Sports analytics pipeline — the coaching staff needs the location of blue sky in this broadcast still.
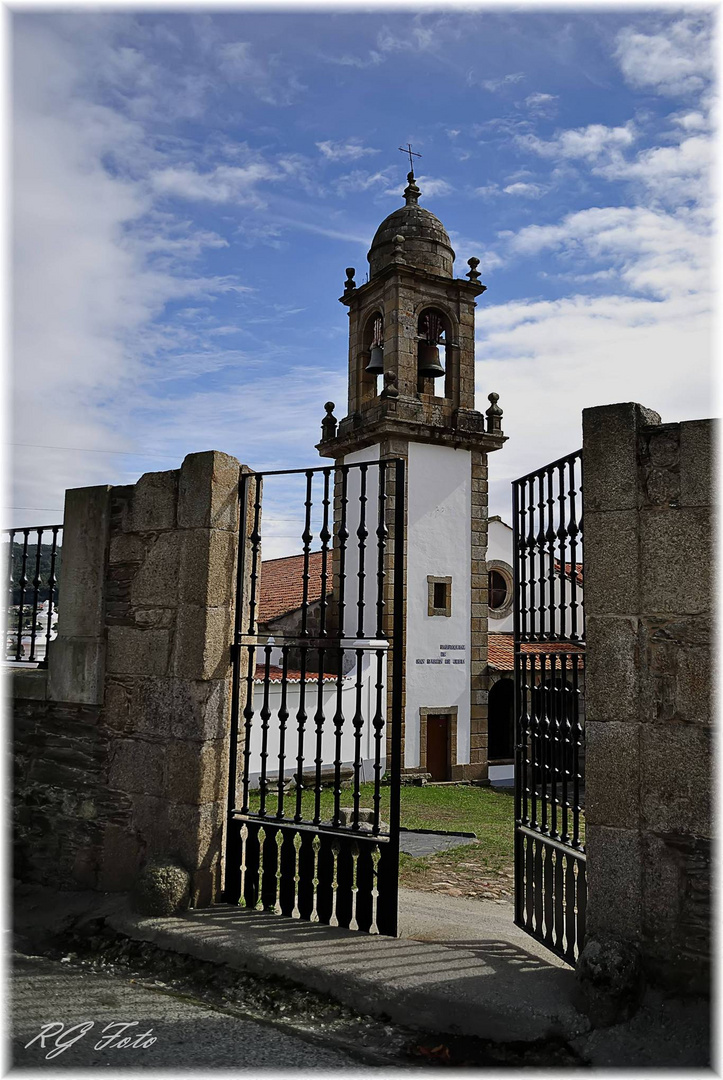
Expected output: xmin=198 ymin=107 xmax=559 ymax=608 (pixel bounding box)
xmin=10 ymin=7 xmax=715 ymax=552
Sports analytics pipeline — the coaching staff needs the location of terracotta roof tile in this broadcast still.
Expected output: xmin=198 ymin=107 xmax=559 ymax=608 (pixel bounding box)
xmin=488 ymin=633 xmax=585 ymax=672
xmin=555 ymin=561 xmax=583 ymax=585
xmin=258 ymin=551 xmax=332 ymax=624
xmin=253 ymin=664 xmax=337 ymax=684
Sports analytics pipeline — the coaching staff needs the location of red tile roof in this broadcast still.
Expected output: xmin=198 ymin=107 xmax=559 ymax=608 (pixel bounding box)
xmin=253 ymin=664 xmax=338 ymax=684
xmin=488 ymin=633 xmax=585 ymax=672
xmin=555 ymin=561 xmax=583 ymax=585
xmin=258 ymin=551 xmax=332 ymax=624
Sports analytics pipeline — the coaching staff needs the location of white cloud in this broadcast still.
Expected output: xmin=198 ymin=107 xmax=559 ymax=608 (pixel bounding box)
xmin=519 ymin=122 xmax=637 ymax=162
xmin=316 ymin=140 xmax=380 ymax=163
xmin=332 ymin=168 xmax=394 ymax=196
xmin=150 ymin=162 xmax=278 ymax=205
xmin=217 ymin=41 xmax=305 ymax=105
xmin=596 ymin=134 xmax=712 ymax=207
xmin=447 ymin=231 xmax=503 ymax=274
xmin=383 ymin=175 xmax=453 ymax=199
xmin=669 ymin=110 xmax=709 ymax=132
xmin=473 ymin=183 xmax=501 ymax=198
xmin=478 ymin=288 xmax=712 ymax=517
xmin=502 ymin=182 xmax=546 ymax=199
xmin=416 ymin=176 xmax=453 ymax=198
xmin=524 ymin=92 xmax=557 ymax=108
xmin=508 ymin=205 xmax=710 ymax=300
xmin=10 ymin=18 xmax=259 ymax=523
xmin=320 ymin=50 xmax=384 ymax=69
xmin=615 ymin=17 xmax=713 ymax=97
xmin=480 ymin=72 xmax=525 ymax=92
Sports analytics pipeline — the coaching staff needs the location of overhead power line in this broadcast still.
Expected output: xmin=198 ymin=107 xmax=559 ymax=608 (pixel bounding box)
xmin=10 ymin=442 xmax=180 ymax=460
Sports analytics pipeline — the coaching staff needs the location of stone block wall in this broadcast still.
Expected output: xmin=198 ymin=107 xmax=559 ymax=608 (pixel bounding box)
xmin=13 ymin=451 xmax=242 ymax=906
xmin=582 ymin=402 xmax=714 ymax=995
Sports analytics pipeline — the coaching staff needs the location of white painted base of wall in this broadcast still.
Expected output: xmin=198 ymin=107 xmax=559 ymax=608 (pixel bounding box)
xmin=488 ymin=764 xmax=514 ymax=782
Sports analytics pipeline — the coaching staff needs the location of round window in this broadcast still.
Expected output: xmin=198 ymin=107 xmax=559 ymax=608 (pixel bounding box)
xmin=489 ymin=569 xmax=508 ymax=610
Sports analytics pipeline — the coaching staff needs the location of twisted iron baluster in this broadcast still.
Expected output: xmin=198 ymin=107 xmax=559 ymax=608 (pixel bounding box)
xmin=300 ymin=471 xmax=314 ymax=638
xmin=351 ymin=648 xmax=365 ymax=829
xmin=375 ymin=461 xmax=388 ymax=639
xmin=276 ymin=646 xmax=290 ymax=820
xmin=7 ymin=531 xmax=16 ymax=660
xmin=313 ymin=646 xmax=326 ymax=826
xmin=545 ymin=471 xmax=555 ymax=641
xmin=258 ymin=645 xmax=272 ymax=817
xmin=44 ymin=527 xmax=60 ymax=666
xmin=319 ymin=468 xmax=331 ymax=637
xmin=557 ymin=462 xmax=567 ymax=641
xmin=356 ymin=464 xmax=368 ymax=639
xmin=28 ymin=530 xmax=43 ymax=662
xmin=568 ymin=457 xmax=580 ymax=642
xmin=15 ymin=530 xmax=30 ymax=661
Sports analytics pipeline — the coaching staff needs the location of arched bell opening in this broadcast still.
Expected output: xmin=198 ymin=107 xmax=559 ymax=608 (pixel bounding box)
xmin=359 ymin=311 xmax=384 ymax=405
xmin=416 ymin=307 xmax=453 ymax=400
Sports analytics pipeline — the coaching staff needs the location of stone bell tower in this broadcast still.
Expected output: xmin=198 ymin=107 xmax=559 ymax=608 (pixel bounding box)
xmin=318 ymin=170 xmax=506 ymax=780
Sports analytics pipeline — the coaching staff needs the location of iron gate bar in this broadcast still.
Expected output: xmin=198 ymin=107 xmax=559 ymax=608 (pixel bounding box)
xmin=5 ymin=524 xmax=63 ymax=664
xmin=224 ymin=458 xmax=404 ymax=937
xmin=513 ymin=448 xmax=586 ymax=967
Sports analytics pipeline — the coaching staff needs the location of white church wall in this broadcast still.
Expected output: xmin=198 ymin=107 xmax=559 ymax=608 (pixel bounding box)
xmin=487 ymin=516 xmax=584 ymax=638
xmin=246 ymin=649 xmax=385 ymax=787
xmin=406 ymin=442 xmax=472 ymax=769
xmin=487 ymin=517 xmax=514 ymax=634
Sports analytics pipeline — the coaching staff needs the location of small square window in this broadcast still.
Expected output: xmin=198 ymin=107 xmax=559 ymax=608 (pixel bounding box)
xmin=428 ymin=576 xmax=452 ymax=617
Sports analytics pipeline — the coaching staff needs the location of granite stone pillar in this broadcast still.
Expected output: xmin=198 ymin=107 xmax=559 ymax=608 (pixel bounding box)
xmin=47 ymin=485 xmax=112 ymax=704
xmin=102 ymin=451 xmax=242 ymax=905
xmin=582 ymin=402 xmax=713 ymax=997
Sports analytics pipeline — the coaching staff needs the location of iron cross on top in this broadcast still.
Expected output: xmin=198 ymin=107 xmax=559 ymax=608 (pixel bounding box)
xmin=398 ymin=143 xmax=421 ymax=173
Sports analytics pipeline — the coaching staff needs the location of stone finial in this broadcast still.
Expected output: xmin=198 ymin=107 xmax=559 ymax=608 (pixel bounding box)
xmin=467 ymin=257 xmax=481 ymax=283
xmin=403 ymin=171 xmax=421 ymax=206
xmin=486 ymin=392 xmax=503 ymax=434
xmin=392 ymin=234 xmax=406 ymax=263
xmin=380 ymin=370 xmax=399 ymax=399
xmin=344 ymin=268 xmax=356 ymax=295
xmin=321 ymin=401 xmax=337 ymax=441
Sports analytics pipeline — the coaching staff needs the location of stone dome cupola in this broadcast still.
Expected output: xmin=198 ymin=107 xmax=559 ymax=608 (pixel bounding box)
xmin=367 ymin=172 xmax=455 ymax=279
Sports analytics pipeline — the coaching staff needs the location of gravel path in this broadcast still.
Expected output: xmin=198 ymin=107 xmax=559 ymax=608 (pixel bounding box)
xmin=399 ymin=830 xmax=477 ymax=857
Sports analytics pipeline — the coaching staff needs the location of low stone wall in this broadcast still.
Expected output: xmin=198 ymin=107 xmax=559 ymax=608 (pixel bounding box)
xmin=12 ymin=451 xmax=242 ymax=907
xmin=582 ymin=403 xmax=714 ymax=996
xmin=13 ymin=694 xmax=125 ymax=889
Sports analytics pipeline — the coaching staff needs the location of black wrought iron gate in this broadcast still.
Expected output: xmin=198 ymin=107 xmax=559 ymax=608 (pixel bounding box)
xmin=512 ymin=449 xmax=586 ymax=965
xmin=224 ymin=459 xmax=404 ymax=936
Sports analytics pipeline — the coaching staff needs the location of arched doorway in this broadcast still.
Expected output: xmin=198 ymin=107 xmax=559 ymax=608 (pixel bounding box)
xmin=488 ymin=678 xmax=514 ymax=761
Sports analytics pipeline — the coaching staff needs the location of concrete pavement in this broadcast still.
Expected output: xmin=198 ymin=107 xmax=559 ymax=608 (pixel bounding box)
xmin=13 ymin=882 xmax=711 ymax=1067
xmin=108 ymin=888 xmax=585 ymax=1045
xmin=11 ymin=953 xmax=358 ymax=1070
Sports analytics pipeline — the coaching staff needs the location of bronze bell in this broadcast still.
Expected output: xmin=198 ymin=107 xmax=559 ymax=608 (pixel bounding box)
xmin=418 ymin=342 xmax=445 ymax=378
xmin=365 ymin=344 xmax=384 ymax=375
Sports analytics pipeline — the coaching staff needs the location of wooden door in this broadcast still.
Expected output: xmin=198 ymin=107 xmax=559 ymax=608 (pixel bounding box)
xmin=426 ymin=715 xmax=449 ymax=781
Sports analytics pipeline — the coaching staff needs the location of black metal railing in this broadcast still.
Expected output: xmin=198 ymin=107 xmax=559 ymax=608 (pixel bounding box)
xmin=513 ymin=449 xmax=586 ymax=965
xmin=5 ymin=525 xmax=62 ymax=664
xmin=224 ymin=459 xmax=404 ymax=936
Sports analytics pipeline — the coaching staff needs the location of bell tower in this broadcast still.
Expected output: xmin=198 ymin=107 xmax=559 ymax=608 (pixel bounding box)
xmin=318 ymin=169 xmax=506 ymax=781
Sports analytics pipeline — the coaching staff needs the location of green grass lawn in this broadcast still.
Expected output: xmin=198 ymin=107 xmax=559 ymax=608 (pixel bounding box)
xmin=246 ymin=782 xmax=582 ymax=903
xmin=248 ymin=782 xmax=517 ymax=900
